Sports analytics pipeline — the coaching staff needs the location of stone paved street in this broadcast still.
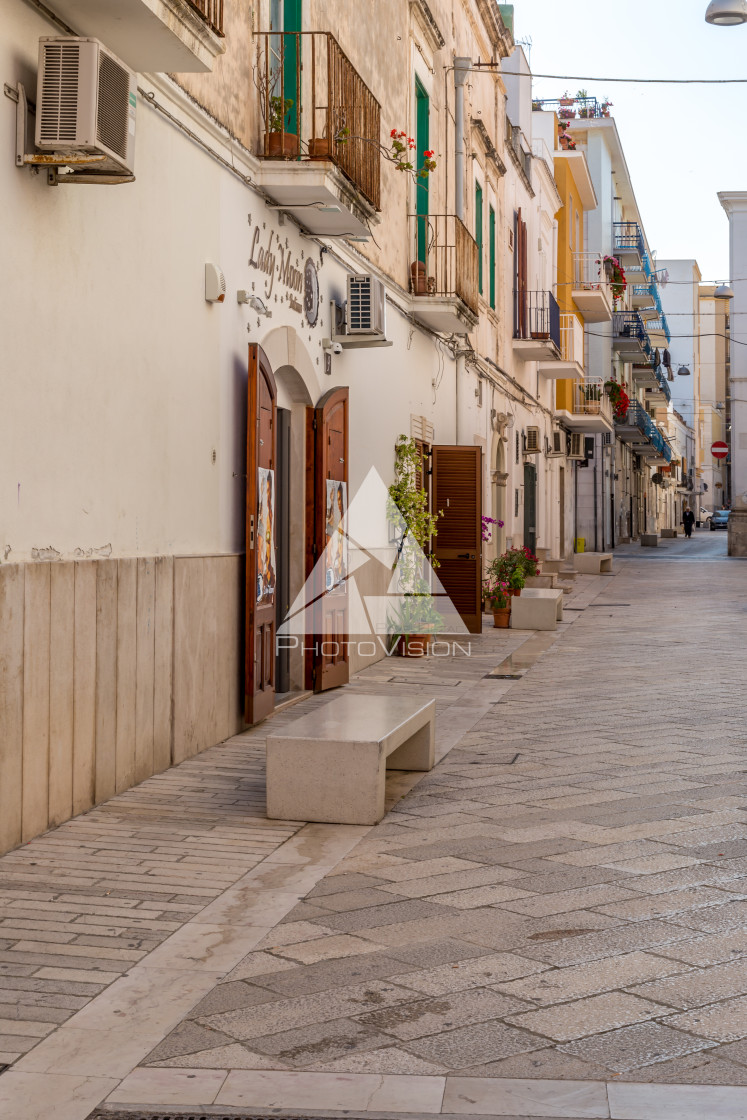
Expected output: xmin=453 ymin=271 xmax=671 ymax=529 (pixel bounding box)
xmin=2 ymin=533 xmax=747 ymax=1120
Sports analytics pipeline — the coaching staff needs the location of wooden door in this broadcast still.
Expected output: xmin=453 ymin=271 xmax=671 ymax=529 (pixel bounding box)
xmin=245 ymin=344 xmax=277 ymax=725
xmin=432 ymin=446 xmax=482 ymax=634
xmin=306 ymin=387 xmax=349 ymax=692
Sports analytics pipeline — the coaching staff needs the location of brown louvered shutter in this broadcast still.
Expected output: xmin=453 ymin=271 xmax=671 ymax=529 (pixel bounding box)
xmin=432 ymin=446 xmax=482 ymax=634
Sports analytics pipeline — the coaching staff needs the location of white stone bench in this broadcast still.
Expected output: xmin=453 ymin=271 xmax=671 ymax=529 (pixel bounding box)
xmin=510 ymin=588 xmax=564 ymax=631
xmin=573 ymin=552 xmax=614 ymax=574
xmin=265 ymin=694 xmax=436 ymax=826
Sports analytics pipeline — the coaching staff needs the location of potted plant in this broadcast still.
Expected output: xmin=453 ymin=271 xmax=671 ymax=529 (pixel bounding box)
xmin=265 ymin=95 xmax=299 ymax=159
xmin=602 ymin=254 xmax=627 ymax=301
xmin=308 ymin=132 xmax=331 ymax=160
xmin=604 ymin=379 xmax=630 ymax=420
xmin=601 ymin=98 xmax=613 ymax=117
xmin=484 ymin=577 xmax=511 ymax=628
xmin=559 ymin=91 xmax=574 ymax=107
xmin=576 ymin=89 xmax=590 ymax=118
xmin=387 ymin=436 xmax=443 ymax=657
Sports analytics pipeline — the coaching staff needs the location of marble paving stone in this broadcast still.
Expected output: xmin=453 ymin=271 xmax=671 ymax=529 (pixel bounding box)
xmin=273 ymin=933 xmax=378 ymax=964
xmin=0 ymin=1071 xmax=118 ymax=1120
xmin=664 ymin=994 xmax=747 ymax=1042
xmin=356 ymin=987 xmax=529 ymax=1041
xmin=373 ymin=857 xmax=485 ymax=882
xmin=607 ymin=1080 xmax=747 ymax=1120
xmin=243 ymin=951 xmax=411 ymax=998
xmin=626 ymin=957 xmax=747 ymax=1010
xmin=558 ymin=1021 xmax=716 ymax=1073
xmin=424 ymin=884 xmax=535 ymax=909
xmin=518 ymin=921 xmax=695 ymax=967
xmin=219 ymin=951 xmax=297 ymax=982
xmin=403 ymin=1020 xmax=544 ymax=1067
xmin=148 ymin=1042 xmax=288 ymax=1070
xmin=506 ymin=992 xmax=667 ymax=1042
xmin=615 ymin=1049 xmax=747 ymax=1085
xmin=255 ymin=920 xmax=338 ymax=948
xmin=498 ymin=884 xmax=637 ymax=918
xmin=144 ymin=1019 xmax=235 ymax=1061
xmin=593 ymin=886 xmax=737 ymax=923
xmin=385 ymin=938 xmax=495 ymax=967
xmin=395 ymin=952 xmax=551 ymax=996
xmin=668 ymin=898 xmax=747 ymax=934
xmin=312 ymin=1044 xmax=448 ymax=1074
xmin=200 ymin=979 xmax=413 ymax=1041
xmin=497 ymin=951 xmax=691 ymax=1006
xmin=601 ymin=854 xmax=702 ymax=875
xmin=106 ymin=1066 xmax=227 ymax=1106
xmin=462 ymin=1047 xmax=611 ymax=1082
xmin=442 ymin=1075 xmax=610 ymax=1118
xmin=239 ymin=1017 xmax=393 ymax=1066
xmin=214 ymin=1068 xmax=446 ymax=1112
xmin=377 ymin=865 xmax=526 ymax=898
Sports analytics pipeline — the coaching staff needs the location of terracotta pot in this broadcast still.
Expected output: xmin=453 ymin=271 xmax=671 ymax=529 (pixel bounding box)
xmin=410 ymin=260 xmax=429 ymax=295
xmin=398 ymin=633 xmax=432 ymax=658
xmin=265 ymin=132 xmax=300 ymax=160
xmin=308 ymin=137 xmax=331 ymax=160
xmin=510 ymin=587 xmax=522 ymax=597
xmin=492 ymin=607 xmax=511 ymax=629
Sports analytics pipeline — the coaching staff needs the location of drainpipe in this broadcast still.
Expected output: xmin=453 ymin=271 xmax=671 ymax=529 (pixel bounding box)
xmin=454 ymin=58 xmax=471 ymax=222
xmin=455 ymin=352 xmax=465 ymax=443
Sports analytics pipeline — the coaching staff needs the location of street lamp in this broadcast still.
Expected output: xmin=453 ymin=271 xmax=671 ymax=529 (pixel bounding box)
xmin=705 ymin=0 xmax=747 ymax=25
xmin=715 ymin=282 xmax=735 ymax=298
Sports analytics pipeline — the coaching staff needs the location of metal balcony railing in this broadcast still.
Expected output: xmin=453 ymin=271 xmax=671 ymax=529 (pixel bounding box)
xmin=573 ymin=253 xmax=613 ymax=295
xmin=187 ymin=0 xmax=224 ymax=35
xmin=514 ymin=290 xmax=561 ymax=348
xmin=655 ymin=367 xmax=672 ymax=403
xmin=559 ymin=313 xmax=585 ymax=365
xmin=255 ymin=31 xmax=381 ymax=209
xmin=569 ymin=377 xmax=613 ymax=420
xmin=409 ymin=214 xmax=479 ymax=316
xmin=614 ymin=221 xmax=645 ymax=259
xmin=613 ymin=311 xmax=648 ymax=347
xmin=532 ymin=96 xmax=611 ymax=120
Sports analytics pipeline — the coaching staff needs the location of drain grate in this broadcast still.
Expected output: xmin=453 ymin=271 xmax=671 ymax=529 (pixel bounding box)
xmin=88 ymin=1114 xmax=374 ymax=1120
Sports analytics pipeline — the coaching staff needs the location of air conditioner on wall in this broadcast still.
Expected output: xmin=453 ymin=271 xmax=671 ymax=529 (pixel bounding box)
xmin=568 ymin=433 xmax=586 ymax=460
xmin=547 ymin=429 xmax=565 ymax=457
xmin=347 ymin=275 xmax=386 ymax=335
xmin=524 ymin=426 xmax=541 ymax=455
xmin=36 ymin=37 xmax=136 ymax=178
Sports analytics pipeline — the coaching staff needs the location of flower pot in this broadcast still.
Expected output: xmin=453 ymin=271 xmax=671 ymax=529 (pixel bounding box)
xmin=397 ymin=633 xmax=432 ymax=658
xmin=510 ymin=587 xmax=522 ymax=597
xmin=265 ymin=132 xmax=300 ymax=160
xmin=559 ymin=97 xmax=574 ymax=107
xmin=492 ymin=607 xmax=511 ymax=628
xmin=410 ymin=260 xmax=430 ymax=295
xmin=308 ymin=137 xmax=331 ymax=160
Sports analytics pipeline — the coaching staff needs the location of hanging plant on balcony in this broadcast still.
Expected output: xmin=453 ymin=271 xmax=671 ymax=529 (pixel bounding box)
xmin=334 ymin=126 xmax=437 ymax=181
xmin=604 ymin=379 xmax=630 ymax=419
xmin=558 ymin=122 xmax=576 ymax=151
xmin=601 ymin=254 xmax=627 ymax=301
xmin=601 ymin=98 xmax=613 ymax=117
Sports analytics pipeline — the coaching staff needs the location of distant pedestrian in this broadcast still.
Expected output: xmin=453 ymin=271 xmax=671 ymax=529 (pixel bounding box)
xmin=683 ymin=507 xmax=695 ymax=539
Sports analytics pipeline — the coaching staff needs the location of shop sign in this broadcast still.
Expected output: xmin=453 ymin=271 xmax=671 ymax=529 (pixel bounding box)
xmin=248 ymin=215 xmax=305 ymax=312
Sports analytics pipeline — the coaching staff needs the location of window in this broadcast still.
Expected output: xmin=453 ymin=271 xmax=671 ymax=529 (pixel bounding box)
xmin=576 ymin=209 xmax=580 ymax=254
xmin=569 ymin=194 xmax=573 ymax=248
xmin=475 ymin=183 xmax=484 ymax=296
xmin=489 ymin=205 xmax=496 ymax=310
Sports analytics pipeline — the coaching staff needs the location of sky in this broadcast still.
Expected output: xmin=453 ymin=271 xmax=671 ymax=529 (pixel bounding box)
xmin=514 ymin=0 xmax=747 ymax=283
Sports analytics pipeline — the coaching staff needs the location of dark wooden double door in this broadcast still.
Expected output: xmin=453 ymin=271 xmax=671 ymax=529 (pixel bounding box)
xmin=431 ymin=445 xmax=483 ymax=635
xmin=244 ymin=346 xmax=349 ymax=725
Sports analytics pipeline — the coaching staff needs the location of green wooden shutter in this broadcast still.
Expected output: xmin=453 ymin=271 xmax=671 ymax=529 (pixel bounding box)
xmin=415 ymin=79 xmax=430 ymax=266
xmin=475 ymin=184 xmax=483 ymax=296
xmin=489 ymin=205 xmax=496 ymax=309
xmin=283 ymin=0 xmax=302 ymax=138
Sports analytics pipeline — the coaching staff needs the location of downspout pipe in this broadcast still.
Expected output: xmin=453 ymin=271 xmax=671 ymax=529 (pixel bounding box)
xmin=454 ymin=58 xmax=471 ymax=222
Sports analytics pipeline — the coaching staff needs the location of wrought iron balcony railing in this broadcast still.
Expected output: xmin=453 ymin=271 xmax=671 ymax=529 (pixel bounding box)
xmin=614 ymin=221 xmax=645 ymax=260
xmin=532 ymin=96 xmax=611 ymax=120
xmin=255 ymin=31 xmax=381 ymax=209
xmin=514 ymin=290 xmax=561 ymax=349
xmin=188 ymin=0 xmax=224 ymax=36
xmin=568 ymin=377 xmax=613 ymax=421
xmin=409 ymin=214 xmax=479 ymax=317
xmin=613 ymin=311 xmax=648 ymax=347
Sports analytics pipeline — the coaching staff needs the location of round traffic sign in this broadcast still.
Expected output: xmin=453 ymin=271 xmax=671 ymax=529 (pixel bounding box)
xmin=711 ymin=441 xmax=729 ymax=459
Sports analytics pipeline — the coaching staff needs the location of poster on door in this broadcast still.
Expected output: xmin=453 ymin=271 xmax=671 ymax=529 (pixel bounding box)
xmin=325 ymin=479 xmax=347 ymax=590
xmin=257 ymin=467 xmax=276 ymax=602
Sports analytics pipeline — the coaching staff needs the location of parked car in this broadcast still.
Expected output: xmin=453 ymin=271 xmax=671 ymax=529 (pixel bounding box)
xmin=708 ymin=509 xmax=730 ymax=531
xmin=700 ymin=506 xmax=712 ymax=520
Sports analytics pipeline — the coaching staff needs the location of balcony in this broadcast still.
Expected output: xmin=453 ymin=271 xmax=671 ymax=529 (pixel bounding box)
xmin=555 ymin=377 xmax=614 ymax=434
xmin=572 ymin=254 xmax=613 ymax=322
xmin=644 ymin=366 xmax=672 ymax=406
xmin=631 ymin=282 xmax=656 ymax=310
xmin=646 ymin=315 xmax=672 ymax=347
xmin=616 ymin=400 xmax=669 ymax=458
xmin=538 ymin=313 xmax=586 ymax=378
xmin=613 ymin=311 xmax=648 ymax=356
xmin=513 ymin=290 xmax=561 ymax=361
xmin=41 ymin=0 xmax=226 ymax=72
xmin=533 ymin=96 xmax=611 ymax=120
xmin=613 ymin=222 xmax=645 ymax=270
xmin=255 ymin=32 xmax=380 ymax=237
xmin=408 ymin=215 xmax=479 ymax=335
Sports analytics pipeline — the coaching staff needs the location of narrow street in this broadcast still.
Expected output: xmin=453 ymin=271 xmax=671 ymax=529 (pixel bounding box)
xmin=2 ymin=535 xmax=747 ymax=1120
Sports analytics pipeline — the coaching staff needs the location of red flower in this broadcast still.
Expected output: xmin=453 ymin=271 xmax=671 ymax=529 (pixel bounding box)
xmin=390 ymin=128 xmax=398 ymax=138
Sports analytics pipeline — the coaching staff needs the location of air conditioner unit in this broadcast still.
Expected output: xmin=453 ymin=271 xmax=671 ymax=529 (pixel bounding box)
xmin=347 ymin=274 xmax=386 ymax=336
xmin=36 ymin=37 xmax=136 ymax=177
xmin=547 ymin=429 xmax=565 ymax=457
xmin=568 ymin=432 xmax=586 ymax=460
xmin=524 ymin=426 xmax=541 ymax=455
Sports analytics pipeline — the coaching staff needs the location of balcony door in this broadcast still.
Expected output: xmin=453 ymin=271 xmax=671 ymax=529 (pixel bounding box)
xmin=270 ymin=0 xmax=301 ymax=137
xmin=415 ymin=79 xmax=429 ymax=267
xmin=524 ymin=462 xmax=537 ymax=556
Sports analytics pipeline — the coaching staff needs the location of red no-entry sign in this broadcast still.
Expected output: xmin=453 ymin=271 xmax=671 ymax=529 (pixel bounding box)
xmin=712 ymin=442 xmax=729 ymax=459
